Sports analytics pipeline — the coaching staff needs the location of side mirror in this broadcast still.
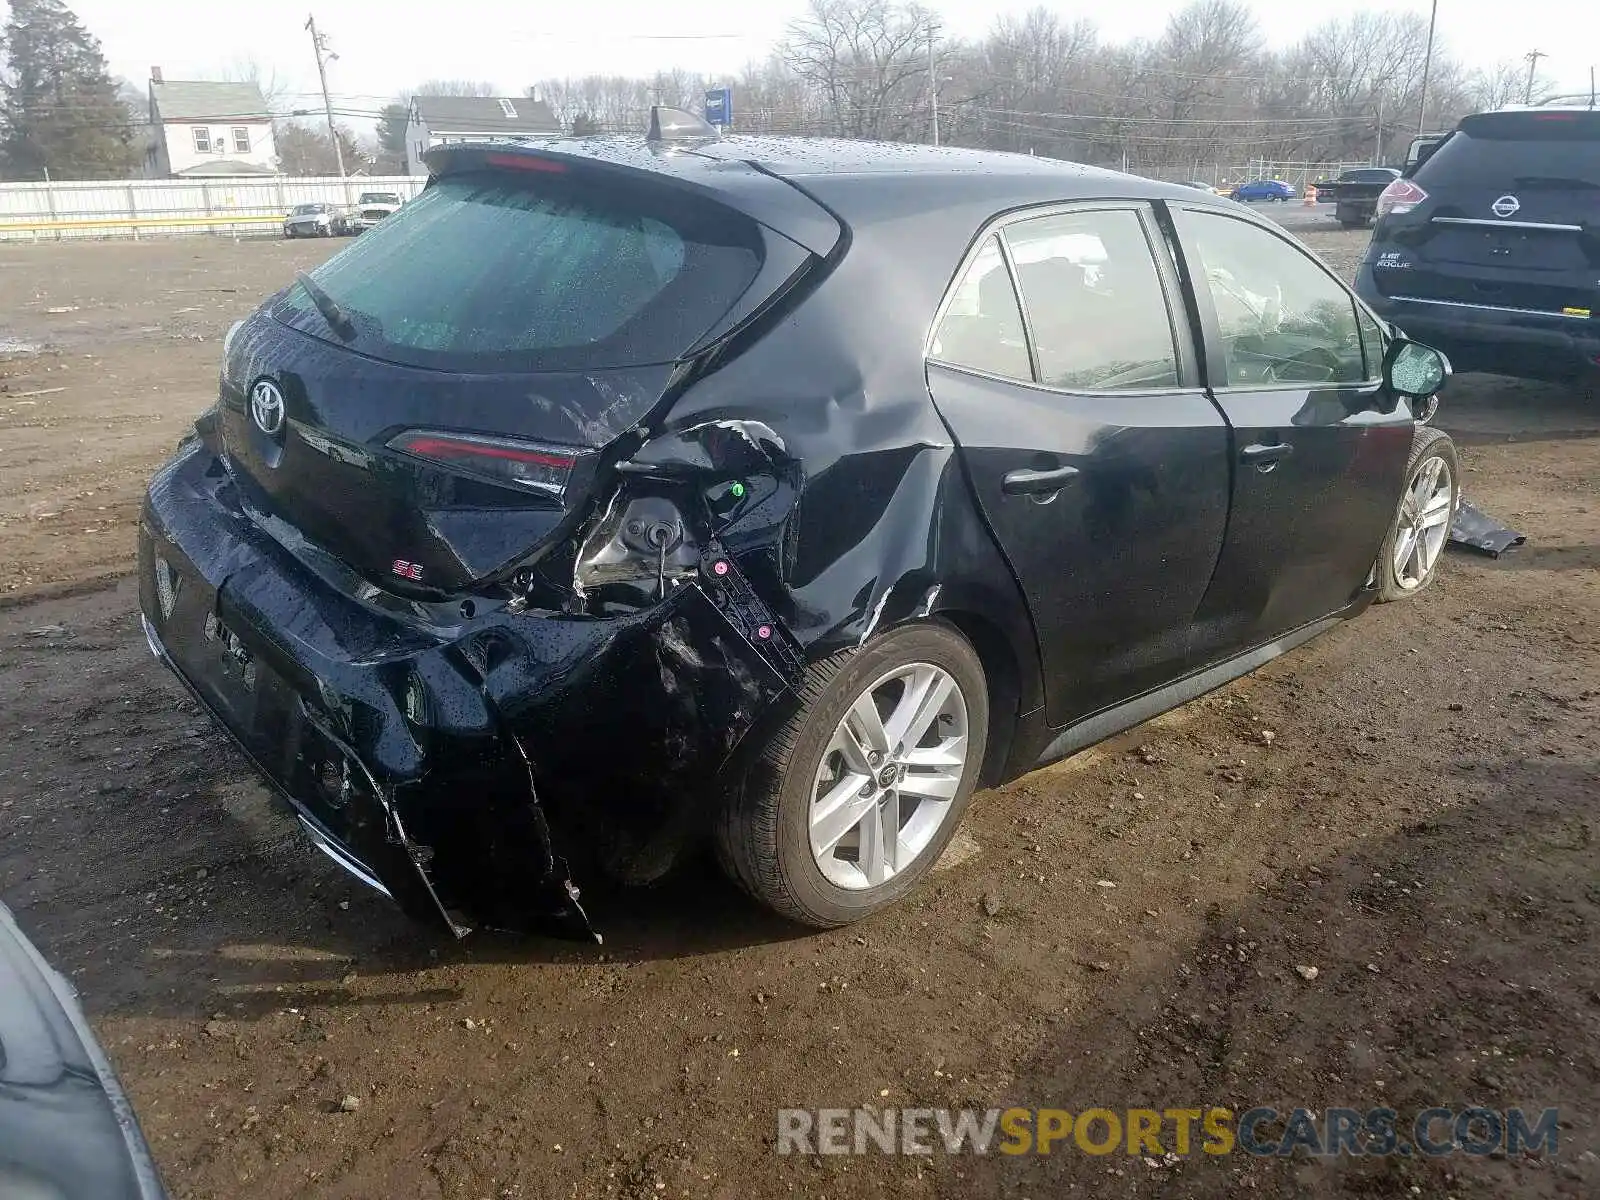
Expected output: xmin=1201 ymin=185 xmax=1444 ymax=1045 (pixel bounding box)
xmin=1385 ymin=339 xmax=1450 ymax=399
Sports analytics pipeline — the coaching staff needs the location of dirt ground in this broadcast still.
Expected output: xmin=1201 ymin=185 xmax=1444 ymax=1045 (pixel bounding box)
xmin=1 ymin=231 xmax=1597 ymax=1200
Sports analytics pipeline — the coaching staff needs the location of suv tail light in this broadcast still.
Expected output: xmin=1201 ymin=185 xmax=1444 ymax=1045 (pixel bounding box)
xmin=387 ymin=430 xmax=578 ymax=500
xmin=1376 ymin=179 xmax=1428 ymax=218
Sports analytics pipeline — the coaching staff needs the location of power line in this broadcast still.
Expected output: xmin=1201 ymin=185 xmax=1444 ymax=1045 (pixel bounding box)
xmin=975 ymin=106 xmax=1363 ymax=127
xmin=495 ymin=31 xmax=752 ymax=43
xmin=976 ymin=112 xmax=1354 ymax=149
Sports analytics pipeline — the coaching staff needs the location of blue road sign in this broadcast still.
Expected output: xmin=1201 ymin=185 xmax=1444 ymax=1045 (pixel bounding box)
xmin=705 ymin=87 xmax=733 ymax=127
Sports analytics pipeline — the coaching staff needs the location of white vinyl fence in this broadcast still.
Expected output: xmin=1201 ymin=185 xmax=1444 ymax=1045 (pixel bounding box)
xmin=0 ymin=175 xmax=426 ymax=241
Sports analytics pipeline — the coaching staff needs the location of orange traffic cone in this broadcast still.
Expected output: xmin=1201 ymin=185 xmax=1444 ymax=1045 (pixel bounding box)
xmin=1304 ymin=185 xmax=1318 ymax=206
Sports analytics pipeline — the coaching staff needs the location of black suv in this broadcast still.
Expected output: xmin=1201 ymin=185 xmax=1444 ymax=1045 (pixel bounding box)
xmin=139 ymin=114 xmax=1455 ymax=939
xmin=1357 ymin=108 xmax=1600 ymax=380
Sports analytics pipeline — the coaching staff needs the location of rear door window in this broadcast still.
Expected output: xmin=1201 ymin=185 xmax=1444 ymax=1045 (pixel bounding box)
xmin=929 ymin=235 xmax=1033 ymax=382
xmin=276 ymin=170 xmax=767 ymax=371
xmin=1003 ymin=209 xmax=1180 ymax=392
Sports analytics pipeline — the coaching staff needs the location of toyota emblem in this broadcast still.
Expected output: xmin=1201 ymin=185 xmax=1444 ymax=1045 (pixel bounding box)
xmin=1491 ymin=194 xmax=1521 ymax=218
xmin=250 ymin=379 xmax=285 ymax=435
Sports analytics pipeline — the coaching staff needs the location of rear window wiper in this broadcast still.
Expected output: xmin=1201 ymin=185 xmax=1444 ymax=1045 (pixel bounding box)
xmin=1511 ymin=175 xmax=1600 ymax=190
xmin=294 ymin=272 xmax=356 ymax=341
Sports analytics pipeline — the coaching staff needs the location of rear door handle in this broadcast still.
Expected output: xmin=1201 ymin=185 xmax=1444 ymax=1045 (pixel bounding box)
xmin=1240 ymin=442 xmax=1294 ymax=467
xmin=1003 ymin=465 xmax=1080 ymax=495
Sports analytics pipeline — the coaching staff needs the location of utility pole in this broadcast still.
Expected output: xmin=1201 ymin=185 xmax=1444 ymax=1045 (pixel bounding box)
xmin=927 ymin=25 xmax=940 ymax=148
xmin=1523 ymin=49 xmax=1548 ymax=105
xmin=1416 ymin=0 xmax=1438 ymax=137
xmin=1375 ymin=88 xmax=1385 ymax=165
xmin=305 ymin=13 xmax=345 ymax=178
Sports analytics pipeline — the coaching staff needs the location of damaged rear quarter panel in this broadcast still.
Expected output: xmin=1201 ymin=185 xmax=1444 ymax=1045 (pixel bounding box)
xmin=636 ymin=180 xmax=1050 ymax=782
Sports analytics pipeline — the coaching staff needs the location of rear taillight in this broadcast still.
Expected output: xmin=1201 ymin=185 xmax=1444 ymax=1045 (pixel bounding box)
xmin=485 ymin=153 xmax=567 ymax=173
xmin=1376 ymin=179 xmax=1428 ymax=218
xmin=387 ymin=430 xmax=577 ymax=500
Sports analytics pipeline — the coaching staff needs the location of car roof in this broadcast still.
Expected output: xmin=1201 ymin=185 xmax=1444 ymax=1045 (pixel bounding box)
xmin=426 ymin=134 xmax=1229 ymax=229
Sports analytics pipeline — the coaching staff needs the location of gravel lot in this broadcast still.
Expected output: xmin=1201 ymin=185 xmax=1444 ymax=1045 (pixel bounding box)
xmin=2 ymin=231 xmax=1597 ymax=1199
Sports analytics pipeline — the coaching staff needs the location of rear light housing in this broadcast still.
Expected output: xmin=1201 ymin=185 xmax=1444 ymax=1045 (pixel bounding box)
xmin=387 ymin=430 xmax=578 ymax=501
xmin=1376 ymin=179 xmax=1428 ymax=218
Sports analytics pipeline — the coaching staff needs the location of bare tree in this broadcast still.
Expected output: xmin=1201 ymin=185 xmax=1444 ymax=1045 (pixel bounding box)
xmin=275 ymin=119 xmax=361 ymax=175
xmin=1280 ymin=13 xmax=1440 ymax=162
xmin=222 ymin=56 xmax=286 ymax=111
xmin=1467 ymin=58 xmax=1554 ymax=109
xmin=782 ymin=0 xmax=938 ymax=140
xmin=411 ymin=79 xmax=498 ymax=98
xmin=971 ymin=9 xmax=1099 ymax=155
xmin=521 ymin=3 xmax=1506 ymax=177
xmin=1133 ymin=0 xmax=1264 ymax=176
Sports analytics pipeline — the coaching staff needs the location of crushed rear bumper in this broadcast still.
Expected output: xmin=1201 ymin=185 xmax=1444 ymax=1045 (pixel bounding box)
xmin=138 ymin=443 xmax=795 ymax=940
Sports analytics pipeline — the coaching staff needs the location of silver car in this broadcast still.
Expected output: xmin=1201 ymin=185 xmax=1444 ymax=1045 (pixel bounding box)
xmin=282 ymin=202 xmax=343 ymax=239
xmin=0 ymin=900 xmax=167 ymax=1197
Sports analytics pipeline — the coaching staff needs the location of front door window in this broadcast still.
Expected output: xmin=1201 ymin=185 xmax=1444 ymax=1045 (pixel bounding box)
xmin=1181 ymin=211 xmax=1368 ymax=387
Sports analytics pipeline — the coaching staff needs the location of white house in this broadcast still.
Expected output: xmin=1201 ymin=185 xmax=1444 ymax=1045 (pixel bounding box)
xmin=404 ymin=96 xmax=563 ymax=175
xmin=145 ymin=72 xmax=278 ymax=179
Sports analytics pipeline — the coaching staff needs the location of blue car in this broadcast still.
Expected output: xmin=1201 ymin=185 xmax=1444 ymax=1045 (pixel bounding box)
xmin=1230 ymin=179 xmax=1297 ymax=202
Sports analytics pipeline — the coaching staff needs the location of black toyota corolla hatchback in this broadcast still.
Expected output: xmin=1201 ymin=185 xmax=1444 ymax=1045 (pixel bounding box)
xmin=139 ymin=110 xmax=1456 ymax=940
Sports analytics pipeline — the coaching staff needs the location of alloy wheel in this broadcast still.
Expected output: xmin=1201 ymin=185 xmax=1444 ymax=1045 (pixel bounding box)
xmin=808 ymin=662 xmax=969 ymax=891
xmin=1392 ymin=454 xmax=1453 ymax=590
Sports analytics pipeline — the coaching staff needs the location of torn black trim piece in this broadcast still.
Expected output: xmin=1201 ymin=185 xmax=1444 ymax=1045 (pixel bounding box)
xmin=1449 ymin=498 xmax=1527 ymax=557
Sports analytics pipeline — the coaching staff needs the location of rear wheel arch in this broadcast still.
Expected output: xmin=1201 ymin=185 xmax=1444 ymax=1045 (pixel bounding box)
xmin=929 ymin=609 xmax=1022 ymax=788
xmin=714 ymin=619 xmax=991 ymax=926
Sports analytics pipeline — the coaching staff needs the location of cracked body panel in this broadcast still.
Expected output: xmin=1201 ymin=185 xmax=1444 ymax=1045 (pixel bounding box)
xmin=139 ymin=443 xmax=795 ymax=938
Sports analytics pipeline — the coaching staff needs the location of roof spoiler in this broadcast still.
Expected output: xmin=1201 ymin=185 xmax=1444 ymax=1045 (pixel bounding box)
xmin=647 ymin=105 xmax=719 ymax=144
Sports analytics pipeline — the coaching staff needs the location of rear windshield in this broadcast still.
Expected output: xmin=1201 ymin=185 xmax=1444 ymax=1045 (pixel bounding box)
xmin=1417 ymin=113 xmax=1600 ymax=188
xmin=277 ymin=171 xmax=765 ymax=371
xmin=1341 ymin=169 xmax=1398 ymax=183
xmin=360 ymin=193 xmax=399 ymax=204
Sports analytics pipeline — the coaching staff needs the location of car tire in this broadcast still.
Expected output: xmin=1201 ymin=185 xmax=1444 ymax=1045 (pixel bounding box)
xmin=1376 ymin=426 xmax=1459 ymax=603
xmin=716 ymin=622 xmax=989 ymax=928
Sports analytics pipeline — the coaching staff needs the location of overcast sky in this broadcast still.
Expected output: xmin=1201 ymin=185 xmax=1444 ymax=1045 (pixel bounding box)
xmin=70 ymin=0 xmax=1600 ymax=119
